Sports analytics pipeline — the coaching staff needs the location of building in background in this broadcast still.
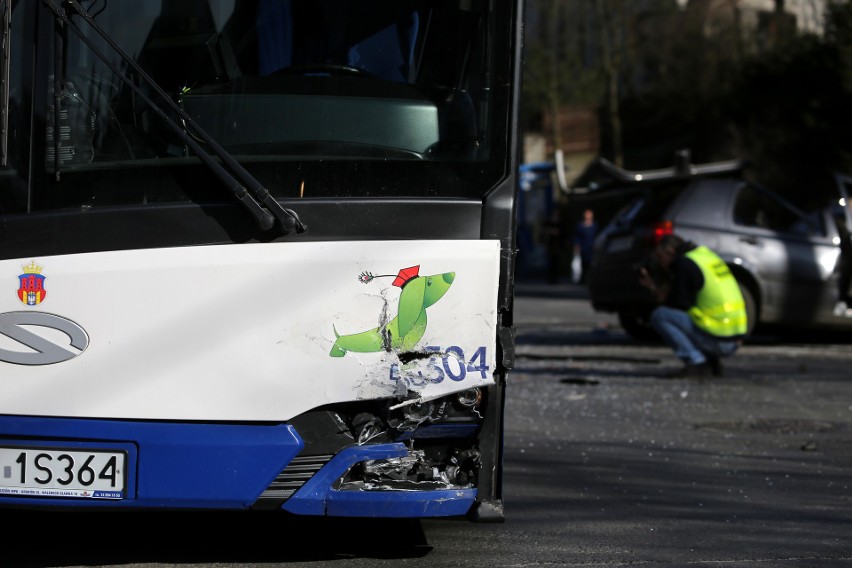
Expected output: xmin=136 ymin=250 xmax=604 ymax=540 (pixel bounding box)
xmin=518 ymin=0 xmax=841 ymax=280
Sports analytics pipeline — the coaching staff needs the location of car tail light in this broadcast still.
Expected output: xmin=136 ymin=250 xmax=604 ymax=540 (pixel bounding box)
xmin=651 ymin=220 xmax=674 ymax=244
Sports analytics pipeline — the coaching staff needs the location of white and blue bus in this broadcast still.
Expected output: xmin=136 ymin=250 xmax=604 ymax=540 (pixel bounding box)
xmin=0 ymin=0 xmax=523 ymax=521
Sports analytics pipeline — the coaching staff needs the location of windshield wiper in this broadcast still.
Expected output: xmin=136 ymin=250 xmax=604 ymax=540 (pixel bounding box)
xmin=43 ymin=0 xmax=306 ymax=235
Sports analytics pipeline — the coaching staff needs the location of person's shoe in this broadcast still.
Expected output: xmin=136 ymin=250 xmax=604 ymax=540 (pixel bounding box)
xmin=669 ymin=362 xmax=713 ymax=379
xmin=706 ymin=355 xmax=724 ymax=377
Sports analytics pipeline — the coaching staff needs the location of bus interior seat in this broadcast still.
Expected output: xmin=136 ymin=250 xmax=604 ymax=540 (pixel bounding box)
xmin=131 ymin=2 xmax=240 ymax=156
xmin=345 ymin=6 xmax=419 ymax=82
xmin=429 ymin=88 xmax=478 ymax=160
xmin=184 ymin=1 xmax=478 ymax=159
xmin=255 ymin=0 xmax=419 ymax=83
xmin=255 ymin=0 xmax=293 ymax=75
xmin=136 ymin=1 xmax=239 ymax=94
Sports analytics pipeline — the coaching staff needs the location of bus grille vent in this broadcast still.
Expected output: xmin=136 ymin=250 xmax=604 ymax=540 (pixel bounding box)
xmin=259 ymin=454 xmax=333 ymax=501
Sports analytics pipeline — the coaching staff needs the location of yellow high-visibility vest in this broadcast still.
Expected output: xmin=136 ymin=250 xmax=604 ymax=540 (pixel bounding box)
xmin=685 ymin=246 xmax=748 ymax=337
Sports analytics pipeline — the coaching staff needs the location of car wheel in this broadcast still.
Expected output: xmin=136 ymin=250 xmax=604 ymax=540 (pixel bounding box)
xmin=738 ymin=282 xmax=757 ymax=337
xmin=618 ymin=311 xmax=660 ymax=342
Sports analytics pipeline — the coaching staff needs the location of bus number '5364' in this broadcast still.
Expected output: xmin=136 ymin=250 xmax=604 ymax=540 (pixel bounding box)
xmin=390 ymin=346 xmax=489 ymax=386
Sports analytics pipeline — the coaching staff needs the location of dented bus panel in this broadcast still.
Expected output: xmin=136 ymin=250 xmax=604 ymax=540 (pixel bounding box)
xmin=0 ymin=0 xmax=523 ymax=520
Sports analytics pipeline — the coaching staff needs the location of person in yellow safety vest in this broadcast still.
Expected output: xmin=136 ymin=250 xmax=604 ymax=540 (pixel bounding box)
xmin=638 ymin=234 xmax=748 ymax=378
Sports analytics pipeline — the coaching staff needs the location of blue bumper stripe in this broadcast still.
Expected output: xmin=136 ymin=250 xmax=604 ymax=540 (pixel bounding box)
xmin=0 ymin=415 xmax=303 ymax=509
xmin=283 ymin=442 xmax=476 ymax=518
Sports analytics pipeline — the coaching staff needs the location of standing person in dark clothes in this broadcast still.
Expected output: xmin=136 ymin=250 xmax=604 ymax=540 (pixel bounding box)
xmin=572 ymin=208 xmax=598 ymax=284
xmin=638 ymin=234 xmax=748 ymax=378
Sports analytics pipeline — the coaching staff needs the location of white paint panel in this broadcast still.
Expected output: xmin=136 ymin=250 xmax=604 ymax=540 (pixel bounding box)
xmin=0 ymin=240 xmax=500 ymax=421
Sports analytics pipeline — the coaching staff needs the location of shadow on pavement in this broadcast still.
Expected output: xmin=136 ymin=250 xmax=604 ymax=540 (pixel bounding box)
xmin=7 ymin=512 xmax=431 ymax=566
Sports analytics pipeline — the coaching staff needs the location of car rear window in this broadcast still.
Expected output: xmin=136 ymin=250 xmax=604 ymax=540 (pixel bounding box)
xmin=615 ymin=183 xmax=685 ymax=226
xmin=733 ymin=184 xmax=826 ymax=237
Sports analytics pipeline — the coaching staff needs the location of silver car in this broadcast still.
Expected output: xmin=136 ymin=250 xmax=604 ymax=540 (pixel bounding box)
xmin=581 ymin=155 xmax=852 ymax=339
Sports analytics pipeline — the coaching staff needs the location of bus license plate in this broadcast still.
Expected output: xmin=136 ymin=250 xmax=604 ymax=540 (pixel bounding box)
xmin=0 ymin=446 xmax=126 ymax=499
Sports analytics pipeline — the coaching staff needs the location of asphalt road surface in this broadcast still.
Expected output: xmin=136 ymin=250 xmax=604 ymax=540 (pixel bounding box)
xmin=8 ymin=281 xmax=852 ymax=568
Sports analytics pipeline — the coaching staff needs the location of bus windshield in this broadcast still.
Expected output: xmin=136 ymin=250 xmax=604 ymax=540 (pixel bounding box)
xmin=2 ymin=0 xmax=512 ymax=216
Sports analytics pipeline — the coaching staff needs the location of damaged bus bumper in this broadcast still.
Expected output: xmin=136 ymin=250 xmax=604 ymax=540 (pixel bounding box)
xmin=282 ymin=443 xmax=476 ymax=517
xmin=0 ymin=389 xmax=485 ymax=517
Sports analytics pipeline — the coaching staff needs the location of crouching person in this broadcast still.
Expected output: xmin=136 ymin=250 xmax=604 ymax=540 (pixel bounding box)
xmin=638 ymin=234 xmax=748 ymax=378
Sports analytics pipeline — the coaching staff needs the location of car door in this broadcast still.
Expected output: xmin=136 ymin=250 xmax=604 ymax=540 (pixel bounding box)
xmin=731 ymin=182 xmax=840 ymax=325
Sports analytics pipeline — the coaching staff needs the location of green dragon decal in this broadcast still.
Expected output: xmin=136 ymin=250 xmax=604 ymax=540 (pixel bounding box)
xmin=330 ymin=265 xmax=455 ymax=357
